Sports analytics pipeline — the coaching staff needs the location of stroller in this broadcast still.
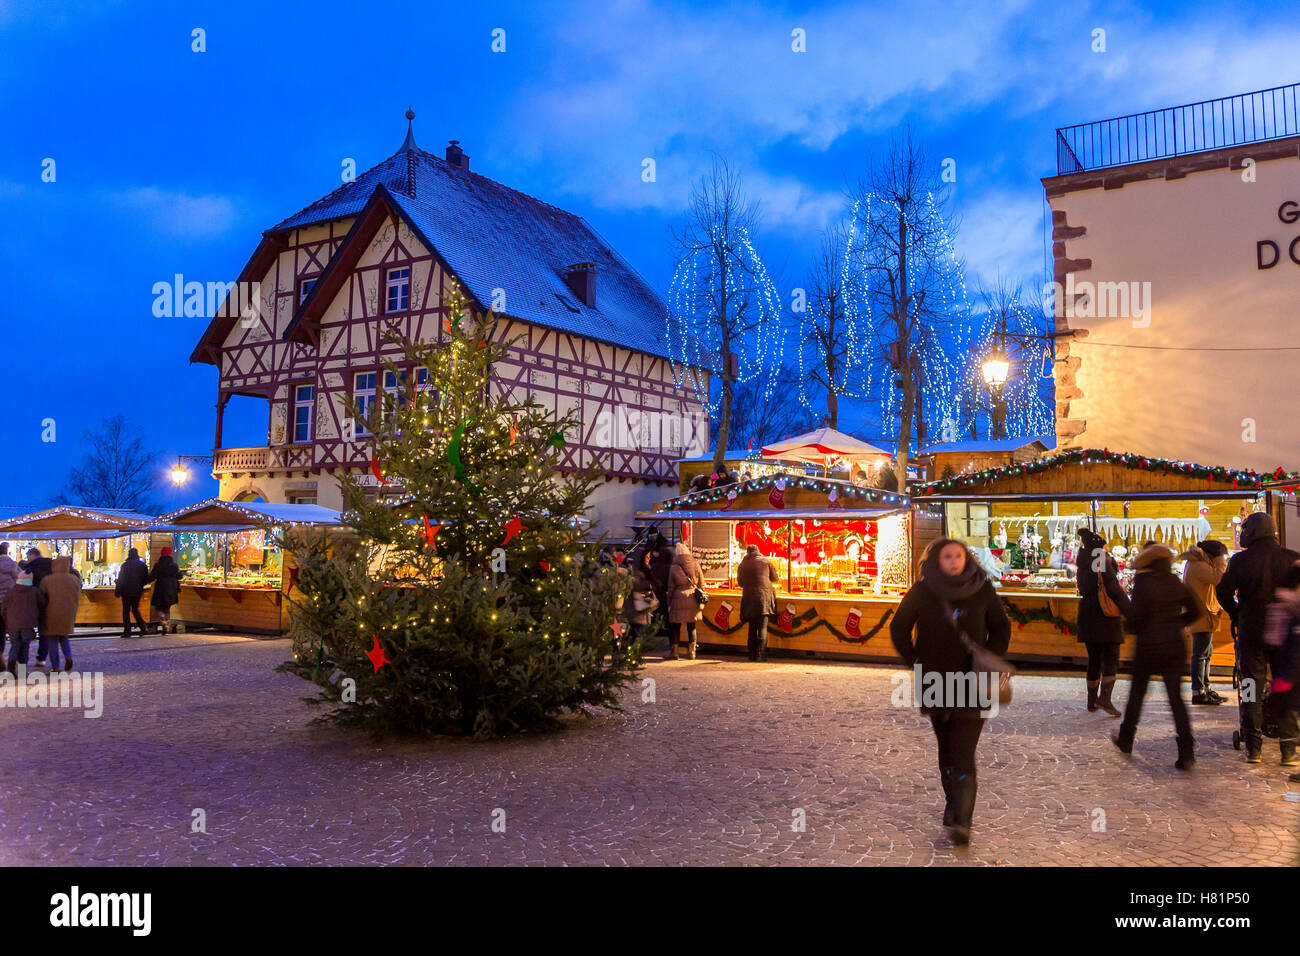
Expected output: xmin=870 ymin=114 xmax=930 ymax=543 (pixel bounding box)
xmin=1230 ymin=619 xmax=1281 ymax=749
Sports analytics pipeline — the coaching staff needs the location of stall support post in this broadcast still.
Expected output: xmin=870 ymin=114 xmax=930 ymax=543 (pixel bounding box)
xmin=786 ymin=522 xmax=792 ymax=593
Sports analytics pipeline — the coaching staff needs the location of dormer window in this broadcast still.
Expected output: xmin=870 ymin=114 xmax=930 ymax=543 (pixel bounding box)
xmin=386 ymin=267 xmax=410 ymax=313
xmin=299 ymin=277 xmax=318 ymax=304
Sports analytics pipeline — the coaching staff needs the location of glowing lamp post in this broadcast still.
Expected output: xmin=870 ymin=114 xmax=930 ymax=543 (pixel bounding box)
xmin=169 ymin=454 xmax=213 ymax=487
xmin=981 ymin=348 xmax=1010 ymax=439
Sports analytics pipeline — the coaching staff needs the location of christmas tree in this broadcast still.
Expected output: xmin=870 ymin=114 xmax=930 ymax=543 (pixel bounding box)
xmin=278 ymin=290 xmax=639 ymax=737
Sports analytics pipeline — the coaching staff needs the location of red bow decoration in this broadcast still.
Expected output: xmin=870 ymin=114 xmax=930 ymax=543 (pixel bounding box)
xmin=370 ymin=456 xmax=389 ymax=484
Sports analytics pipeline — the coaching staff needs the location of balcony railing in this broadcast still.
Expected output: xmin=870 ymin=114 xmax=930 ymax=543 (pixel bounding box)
xmin=212 ymin=445 xmax=315 ymax=473
xmin=1055 ymin=82 xmax=1300 ymax=174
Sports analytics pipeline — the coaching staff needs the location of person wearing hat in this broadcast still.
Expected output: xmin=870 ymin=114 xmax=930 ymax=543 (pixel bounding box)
xmin=1074 ymin=527 xmax=1131 ymax=716
xmin=147 ymin=546 xmax=185 ymax=635
xmin=1217 ymin=511 xmax=1300 ymax=764
xmin=1180 ymin=539 xmax=1229 ymax=705
xmin=1112 ymin=542 xmax=1200 ymax=770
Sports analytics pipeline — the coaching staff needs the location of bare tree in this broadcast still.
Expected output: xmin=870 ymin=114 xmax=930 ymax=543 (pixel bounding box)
xmin=797 ymin=221 xmax=859 ymax=428
xmin=849 ymin=132 xmax=967 ymax=490
xmin=57 ymin=415 xmax=161 ymax=513
xmin=669 ymin=157 xmax=782 ymax=473
xmin=713 ymin=363 xmax=820 ymax=454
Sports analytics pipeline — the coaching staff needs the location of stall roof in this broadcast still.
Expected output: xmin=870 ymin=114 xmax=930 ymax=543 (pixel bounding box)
xmin=918 ymin=437 xmax=1055 ymax=455
xmin=0 ymin=505 xmax=155 ymax=536
xmin=151 ymin=498 xmax=341 ymax=532
xmin=636 ymin=507 xmax=908 ymax=522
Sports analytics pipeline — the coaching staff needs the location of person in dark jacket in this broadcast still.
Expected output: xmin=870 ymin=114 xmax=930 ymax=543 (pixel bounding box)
xmin=148 ymin=547 xmax=184 ymax=634
xmin=21 ymin=547 xmax=56 ymax=664
xmin=646 ymin=534 xmax=674 ymax=632
xmin=621 ymin=550 xmax=658 ymax=653
xmin=1266 ymin=567 xmax=1300 ymax=780
xmin=116 ymin=547 xmax=151 ymax=638
xmin=890 ymin=538 xmax=1012 ymax=845
xmin=1074 ymin=528 xmax=1131 ymax=716
xmin=737 ymin=544 xmax=778 ymax=662
xmin=1216 ymin=511 xmax=1300 ymax=763
xmin=1112 ymin=543 xmax=1199 ymax=770
xmin=5 ymin=571 xmax=44 ymax=673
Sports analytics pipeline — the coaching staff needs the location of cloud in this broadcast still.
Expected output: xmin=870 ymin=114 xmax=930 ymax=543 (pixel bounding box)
xmin=113 ymin=187 xmax=240 ymax=238
xmin=954 ymin=189 xmax=1049 ymax=293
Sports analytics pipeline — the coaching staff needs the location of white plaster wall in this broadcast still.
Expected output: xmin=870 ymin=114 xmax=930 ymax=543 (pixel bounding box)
xmin=1053 ymin=154 xmax=1300 ymax=470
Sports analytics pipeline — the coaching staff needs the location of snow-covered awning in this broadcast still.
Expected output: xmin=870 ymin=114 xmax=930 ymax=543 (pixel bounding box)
xmin=150 ymin=498 xmax=341 ymax=532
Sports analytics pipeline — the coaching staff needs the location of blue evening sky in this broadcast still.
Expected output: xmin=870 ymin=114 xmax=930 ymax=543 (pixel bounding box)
xmin=0 ymin=0 xmax=1293 ymax=510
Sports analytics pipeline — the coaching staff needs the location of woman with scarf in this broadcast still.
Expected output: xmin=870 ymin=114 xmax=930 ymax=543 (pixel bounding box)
xmin=890 ymin=538 xmax=1011 ymax=845
xmin=1075 ymin=527 xmax=1131 ymax=716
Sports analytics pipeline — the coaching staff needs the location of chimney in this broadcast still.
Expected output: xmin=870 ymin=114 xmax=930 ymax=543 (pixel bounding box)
xmin=565 ymin=262 xmax=597 ymax=307
xmin=445 ymin=140 xmax=469 ymax=171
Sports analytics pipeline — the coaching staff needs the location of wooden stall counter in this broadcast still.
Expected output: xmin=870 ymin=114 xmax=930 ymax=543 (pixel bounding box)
xmin=173 ymin=582 xmax=284 ymax=634
xmin=77 ymin=586 xmax=155 ymax=628
xmin=697 ymin=587 xmax=1235 ymax=669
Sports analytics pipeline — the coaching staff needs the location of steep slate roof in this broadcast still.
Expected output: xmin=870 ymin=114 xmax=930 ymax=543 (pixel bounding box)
xmin=269 ymin=127 xmax=678 ymax=361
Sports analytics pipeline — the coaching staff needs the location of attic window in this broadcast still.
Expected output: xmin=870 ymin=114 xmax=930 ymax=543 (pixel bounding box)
xmin=299 ymin=276 xmax=318 ymax=304
xmin=386 ymin=267 xmax=410 ymax=313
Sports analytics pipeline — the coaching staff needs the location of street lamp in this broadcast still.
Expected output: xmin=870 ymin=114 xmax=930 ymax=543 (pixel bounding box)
xmin=169 ymin=454 xmax=213 ymax=486
xmin=981 ymin=345 xmax=1011 ymax=440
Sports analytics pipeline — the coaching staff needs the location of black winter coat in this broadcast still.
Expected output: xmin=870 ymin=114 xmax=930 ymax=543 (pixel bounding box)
xmin=1126 ymin=569 xmax=1198 ymax=664
xmin=1217 ymin=538 xmax=1300 ymax=649
xmin=148 ymin=557 xmax=184 ymax=608
xmin=20 ymin=556 xmax=53 ymax=588
xmin=890 ymin=578 xmax=1012 ymax=712
xmin=1075 ymin=551 xmax=1131 ymax=645
xmin=116 ymin=556 xmax=150 ymax=599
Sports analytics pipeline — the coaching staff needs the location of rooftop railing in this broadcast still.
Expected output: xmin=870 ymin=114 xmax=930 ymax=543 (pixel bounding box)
xmin=1055 ymin=82 xmax=1300 ymax=174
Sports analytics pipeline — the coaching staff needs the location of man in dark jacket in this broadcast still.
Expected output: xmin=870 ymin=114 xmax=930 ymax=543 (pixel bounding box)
xmin=21 ymin=547 xmax=55 ymax=664
xmin=737 ymin=544 xmax=778 ymax=662
xmin=116 ymin=547 xmax=151 ymax=638
xmin=1114 ymin=543 xmax=1199 ymax=770
xmin=5 ymin=571 xmax=44 ymax=673
xmin=1216 ymin=512 xmax=1300 ymax=763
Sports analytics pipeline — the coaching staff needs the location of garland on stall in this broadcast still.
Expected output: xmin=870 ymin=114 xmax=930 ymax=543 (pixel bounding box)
xmin=709 ymin=606 xmax=894 ymax=644
xmin=660 ymin=472 xmax=909 ymax=511
xmin=1000 ymin=598 xmax=1073 ymax=636
xmin=915 ymin=448 xmax=1300 ymax=495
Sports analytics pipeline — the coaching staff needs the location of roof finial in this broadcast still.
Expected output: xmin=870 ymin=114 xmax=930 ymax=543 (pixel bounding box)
xmin=400 ymin=107 xmax=417 ymax=152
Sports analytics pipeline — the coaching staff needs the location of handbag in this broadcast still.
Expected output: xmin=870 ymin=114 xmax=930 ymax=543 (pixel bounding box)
xmin=1096 ymin=579 xmax=1121 ymax=618
xmin=942 ymin=599 xmax=1015 ymax=706
xmin=693 ymin=587 xmax=709 ymax=607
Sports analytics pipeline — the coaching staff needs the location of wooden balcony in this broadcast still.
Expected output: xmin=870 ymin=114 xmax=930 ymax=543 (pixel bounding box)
xmin=212 ymin=445 xmax=315 ymax=475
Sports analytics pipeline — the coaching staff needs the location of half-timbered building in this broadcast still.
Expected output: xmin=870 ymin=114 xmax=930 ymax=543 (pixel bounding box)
xmin=191 ymin=114 xmax=708 ymax=535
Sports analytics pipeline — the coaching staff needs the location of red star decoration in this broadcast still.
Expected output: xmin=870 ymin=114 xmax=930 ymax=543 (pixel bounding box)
xmin=610 ymin=620 xmax=623 ymax=638
xmin=501 ymin=514 xmax=525 ymax=545
xmin=365 ymin=635 xmax=390 ymax=673
xmin=538 ymin=560 xmax=551 ymax=571
xmin=286 ymin=565 xmax=300 ymax=593
xmin=423 ymin=514 xmax=440 ymax=548
xmin=509 ymin=416 xmax=518 ymax=445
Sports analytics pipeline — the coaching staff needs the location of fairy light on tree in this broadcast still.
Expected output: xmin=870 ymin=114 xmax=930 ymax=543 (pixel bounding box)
xmin=843 ymin=134 xmax=971 ymax=488
xmin=668 ymin=157 xmax=783 ymax=473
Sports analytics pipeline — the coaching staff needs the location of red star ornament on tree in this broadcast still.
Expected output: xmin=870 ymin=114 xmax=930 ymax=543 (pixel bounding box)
xmin=501 ymin=514 xmax=525 ymax=545
xmin=422 ymin=514 xmax=440 ymax=549
xmin=366 ymin=635 xmax=390 ymax=673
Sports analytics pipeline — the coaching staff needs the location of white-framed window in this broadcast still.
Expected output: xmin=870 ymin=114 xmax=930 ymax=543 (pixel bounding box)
xmin=298 ymin=276 xmax=318 ymax=304
xmin=385 ymin=267 xmax=410 ymax=313
xmin=354 ymin=372 xmax=377 ymax=436
xmin=292 ymin=384 xmax=314 ymax=443
xmin=287 ymin=493 xmax=317 ymax=505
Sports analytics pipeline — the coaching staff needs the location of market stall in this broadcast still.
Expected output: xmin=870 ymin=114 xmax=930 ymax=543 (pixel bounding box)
xmin=0 ymin=506 xmax=165 ymax=627
xmin=913 ymin=448 xmax=1281 ymax=667
xmin=149 ymin=499 xmax=341 ymax=634
xmin=642 ymin=472 xmax=937 ymax=660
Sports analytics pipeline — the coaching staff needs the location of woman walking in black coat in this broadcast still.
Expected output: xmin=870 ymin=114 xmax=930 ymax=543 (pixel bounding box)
xmin=147 ymin=547 xmax=184 ymax=634
xmin=890 ymin=538 xmax=1012 ymax=845
xmin=1075 ymin=527 xmax=1131 ymax=716
xmin=1112 ymin=542 xmax=1200 ymax=770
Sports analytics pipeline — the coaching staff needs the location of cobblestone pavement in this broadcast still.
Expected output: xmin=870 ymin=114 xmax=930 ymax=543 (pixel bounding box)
xmin=1 ymin=634 xmax=1296 ymax=866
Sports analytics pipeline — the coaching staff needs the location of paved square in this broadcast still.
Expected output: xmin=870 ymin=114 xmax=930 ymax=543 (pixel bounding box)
xmin=1 ymin=634 xmax=1295 ymax=865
